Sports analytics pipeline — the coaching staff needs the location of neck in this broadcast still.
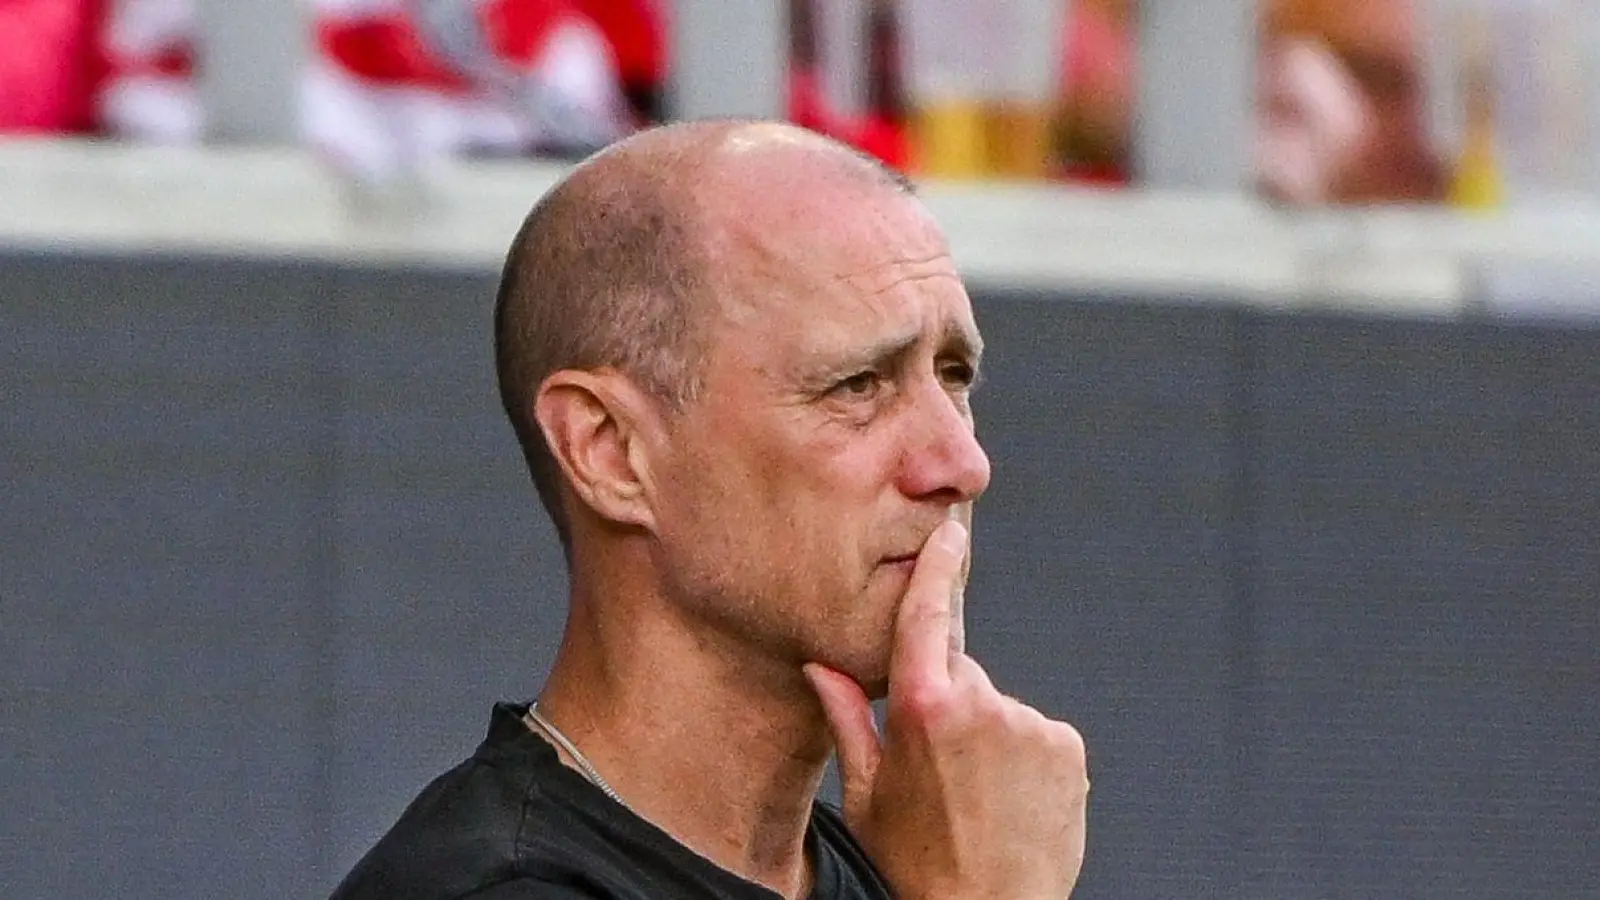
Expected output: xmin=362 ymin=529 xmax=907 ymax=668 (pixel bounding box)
xmin=536 ymin=568 xmax=833 ymax=900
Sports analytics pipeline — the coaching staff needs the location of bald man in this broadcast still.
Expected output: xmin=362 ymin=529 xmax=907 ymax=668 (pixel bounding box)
xmin=328 ymin=121 xmax=1089 ymax=900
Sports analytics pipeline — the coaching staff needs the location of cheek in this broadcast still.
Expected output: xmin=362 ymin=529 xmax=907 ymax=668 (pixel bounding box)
xmin=668 ymin=469 xmax=865 ymax=625
xmin=660 ymin=406 xmax=896 ymax=579
xmin=653 ymin=437 xmax=788 ymax=584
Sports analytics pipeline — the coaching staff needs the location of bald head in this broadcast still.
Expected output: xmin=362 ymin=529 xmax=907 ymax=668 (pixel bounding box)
xmin=495 ymin=120 xmax=916 ymax=554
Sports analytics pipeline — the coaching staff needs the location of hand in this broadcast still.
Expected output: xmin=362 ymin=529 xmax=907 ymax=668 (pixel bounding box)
xmin=804 ymin=521 xmax=1089 ymax=900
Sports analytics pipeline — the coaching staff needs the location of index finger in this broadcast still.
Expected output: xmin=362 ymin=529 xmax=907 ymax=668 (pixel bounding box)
xmin=889 ymin=519 xmax=970 ymax=684
xmin=950 ymin=504 xmax=973 ymax=654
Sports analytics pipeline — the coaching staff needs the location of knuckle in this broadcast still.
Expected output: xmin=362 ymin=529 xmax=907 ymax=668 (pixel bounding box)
xmin=968 ymin=694 xmax=1011 ymax=731
xmin=1004 ymin=703 xmax=1088 ymax=761
xmin=1051 ymin=721 xmax=1088 ymax=766
xmin=891 ymin=680 xmax=952 ymax=722
xmin=999 ymin=698 xmax=1045 ymax=731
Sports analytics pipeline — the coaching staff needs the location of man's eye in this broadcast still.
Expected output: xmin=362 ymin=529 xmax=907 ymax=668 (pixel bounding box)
xmin=833 ymin=371 xmax=881 ymax=398
xmin=942 ymin=361 xmax=979 ymax=389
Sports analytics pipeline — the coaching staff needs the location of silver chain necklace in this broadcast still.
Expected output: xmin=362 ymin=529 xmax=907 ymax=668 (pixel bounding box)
xmin=523 ymin=703 xmax=629 ymax=809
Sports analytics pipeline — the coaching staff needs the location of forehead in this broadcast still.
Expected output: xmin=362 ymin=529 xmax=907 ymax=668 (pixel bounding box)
xmin=704 ymin=185 xmax=977 ymax=363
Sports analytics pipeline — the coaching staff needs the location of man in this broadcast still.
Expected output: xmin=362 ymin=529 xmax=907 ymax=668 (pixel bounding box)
xmin=329 ymin=120 xmax=1089 ymax=900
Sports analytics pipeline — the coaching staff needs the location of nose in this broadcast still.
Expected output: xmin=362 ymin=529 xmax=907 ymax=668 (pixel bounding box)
xmin=896 ymin=378 xmax=991 ymax=506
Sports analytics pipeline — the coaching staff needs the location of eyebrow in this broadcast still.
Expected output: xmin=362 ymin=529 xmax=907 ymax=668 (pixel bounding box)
xmin=945 ymin=319 xmax=985 ymax=362
xmin=803 ymin=319 xmax=984 ymax=386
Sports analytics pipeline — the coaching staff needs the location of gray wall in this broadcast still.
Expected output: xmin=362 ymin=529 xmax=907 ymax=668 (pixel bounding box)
xmin=3 ymin=253 xmax=1596 ymax=899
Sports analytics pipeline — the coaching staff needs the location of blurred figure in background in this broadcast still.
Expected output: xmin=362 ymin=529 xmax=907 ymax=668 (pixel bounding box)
xmin=787 ymin=0 xmax=911 ymax=170
xmin=0 ymin=0 xmax=198 ymax=141
xmin=1257 ymin=0 xmax=1447 ymax=205
xmin=1050 ymin=0 xmax=1136 ymax=186
xmin=98 ymin=0 xmax=200 ymax=143
xmin=304 ymin=0 xmax=633 ymax=184
xmin=0 ymin=0 xmax=106 ymax=134
xmin=572 ymin=0 xmax=668 ymax=127
xmin=1 ymin=0 xmax=1448 ymax=206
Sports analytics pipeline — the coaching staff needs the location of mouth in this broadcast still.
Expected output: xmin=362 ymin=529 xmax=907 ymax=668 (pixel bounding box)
xmin=881 ymin=553 xmax=918 ymax=571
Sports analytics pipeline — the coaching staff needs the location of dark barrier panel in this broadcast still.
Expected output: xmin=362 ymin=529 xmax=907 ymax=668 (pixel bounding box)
xmin=971 ymin=297 xmax=1238 ymax=898
xmin=1238 ymin=318 xmax=1600 ymax=898
xmin=3 ymin=253 xmax=1596 ymax=899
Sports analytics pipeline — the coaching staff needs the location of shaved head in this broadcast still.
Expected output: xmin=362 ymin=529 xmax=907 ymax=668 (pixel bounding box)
xmin=495 ymin=120 xmax=914 ymax=553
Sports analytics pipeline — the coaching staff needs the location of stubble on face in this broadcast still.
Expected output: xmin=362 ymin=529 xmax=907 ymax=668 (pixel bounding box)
xmin=641 ymin=133 xmax=987 ymax=693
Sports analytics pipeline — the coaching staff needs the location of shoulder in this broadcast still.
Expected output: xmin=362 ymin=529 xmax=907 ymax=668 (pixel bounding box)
xmin=329 ymin=704 xmax=618 ymax=900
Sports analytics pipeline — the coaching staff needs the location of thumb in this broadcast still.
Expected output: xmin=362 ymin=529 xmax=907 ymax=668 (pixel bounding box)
xmin=803 ymin=663 xmax=881 ymax=827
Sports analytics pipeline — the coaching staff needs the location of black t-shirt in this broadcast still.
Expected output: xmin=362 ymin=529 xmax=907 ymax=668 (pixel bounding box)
xmin=328 ymin=703 xmax=894 ymax=900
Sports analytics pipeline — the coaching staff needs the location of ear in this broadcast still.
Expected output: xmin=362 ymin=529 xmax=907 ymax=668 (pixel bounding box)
xmin=534 ymin=369 xmax=662 ymax=534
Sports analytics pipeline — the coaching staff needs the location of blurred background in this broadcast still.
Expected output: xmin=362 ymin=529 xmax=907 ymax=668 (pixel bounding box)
xmin=3 ymin=1 xmax=1598 ymax=898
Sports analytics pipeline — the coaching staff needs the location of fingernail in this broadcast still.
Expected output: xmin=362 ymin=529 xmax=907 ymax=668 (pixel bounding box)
xmin=938 ymin=520 xmax=968 ymax=553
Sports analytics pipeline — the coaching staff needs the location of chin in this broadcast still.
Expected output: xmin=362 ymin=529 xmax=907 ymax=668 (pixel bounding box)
xmin=812 ymin=648 xmax=891 ymax=702
xmin=845 ymin=650 xmax=893 ymax=701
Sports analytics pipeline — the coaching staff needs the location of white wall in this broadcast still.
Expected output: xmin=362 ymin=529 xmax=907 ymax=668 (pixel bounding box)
xmin=5 ymin=138 xmax=1600 ymax=321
